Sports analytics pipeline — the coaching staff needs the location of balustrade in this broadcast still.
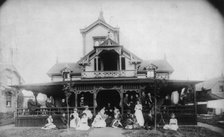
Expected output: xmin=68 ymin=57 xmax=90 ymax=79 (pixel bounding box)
xmin=81 ymin=70 xmax=136 ymax=78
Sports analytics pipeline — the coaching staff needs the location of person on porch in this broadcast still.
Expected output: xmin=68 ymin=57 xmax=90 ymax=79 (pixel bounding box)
xmin=140 ymin=92 xmax=147 ymax=110
xmin=105 ymin=102 xmax=114 ymax=117
xmin=92 ymin=107 xmax=107 ymax=128
xmin=41 ymin=115 xmax=56 ymax=130
xmin=163 ymin=113 xmax=179 ymax=131
xmin=134 ymin=100 xmax=144 ymax=127
xmin=82 ymin=105 xmax=93 ymax=126
xmin=123 ymin=94 xmax=130 ymax=110
xmin=111 ymin=107 xmax=122 ymax=128
xmin=70 ymin=108 xmax=80 ymax=128
xmin=129 ymin=95 xmax=135 ymax=113
xmin=76 ymin=113 xmax=90 ymax=130
xmin=146 ymin=92 xmax=153 ymax=110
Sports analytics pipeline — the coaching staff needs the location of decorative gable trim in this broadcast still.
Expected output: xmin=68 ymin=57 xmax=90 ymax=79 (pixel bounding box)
xmin=80 ymin=19 xmax=119 ymax=34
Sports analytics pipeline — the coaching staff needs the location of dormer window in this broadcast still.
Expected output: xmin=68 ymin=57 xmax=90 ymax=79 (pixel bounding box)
xmin=93 ymin=36 xmax=106 ymax=46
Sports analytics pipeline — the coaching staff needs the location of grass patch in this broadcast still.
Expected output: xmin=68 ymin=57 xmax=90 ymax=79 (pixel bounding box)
xmin=123 ymin=127 xmax=224 ymax=137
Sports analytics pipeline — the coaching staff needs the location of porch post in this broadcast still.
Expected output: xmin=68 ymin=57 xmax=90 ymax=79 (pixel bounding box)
xmin=119 ymin=55 xmax=122 ymax=71
xmin=193 ymin=84 xmax=197 ymax=124
xmin=75 ymin=90 xmax=78 ymax=108
xmin=120 ymin=87 xmax=124 ymax=115
xmin=93 ymin=87 xmax=98 ymax=115
xmin=96 ymin=56 xmax=99 ymax=71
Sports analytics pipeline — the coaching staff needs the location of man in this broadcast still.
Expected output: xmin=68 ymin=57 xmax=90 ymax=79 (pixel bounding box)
xmin=123 ymin=94 xmax=130 ymax=110
xmin=105 ymin=103 xmax=114 ymax=117
xmin=140 ymin=92 xmax=147 ymax=110
xmin=83 ymin=105 xmax=93 ymax=126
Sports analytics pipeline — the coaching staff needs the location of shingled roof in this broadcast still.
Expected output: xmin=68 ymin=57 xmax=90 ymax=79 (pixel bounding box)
xmin=47 ymin=63 xmax=82 ymax=77
xmin=138 ymin=60 xmax=174 ymax=73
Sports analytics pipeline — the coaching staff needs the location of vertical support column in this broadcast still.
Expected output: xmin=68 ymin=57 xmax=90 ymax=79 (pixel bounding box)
xmin=120 ymin=86 xmax=124 ymax=115
xmin=119 ymin=55 xmax=122 ymax=71
xmin=75 ymin=90 xmax=78 ymax=108
xmin=82 ymin=33 xmax=86 ymax=56
xmin=93 ymin=92 xmax=97 ymax=115
xmin=96 ymin=56 xmax=99 ymax=71
xmin=193 ymin=84 xmax=197 ymax=124
xmin=93 ymin=87 xmax=98 ymax=116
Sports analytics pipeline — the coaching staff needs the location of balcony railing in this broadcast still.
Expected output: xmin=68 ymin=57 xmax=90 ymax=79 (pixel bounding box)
xmin=81 ymin=70 xmax=137 ymax=78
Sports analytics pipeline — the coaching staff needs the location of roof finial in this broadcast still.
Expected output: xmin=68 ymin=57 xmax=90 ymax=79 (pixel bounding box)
xmin=99 ymin=9 xmax=105 ymax=21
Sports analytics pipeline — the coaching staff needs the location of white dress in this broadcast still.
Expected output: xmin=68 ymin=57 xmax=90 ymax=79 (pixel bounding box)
xmin=83 ymin=109 xmax=93 ymax=119
xmin=76 ymin=117 xmax=90 ymax=130
xmin=41 ymin=117 xmax=56 ymax=129
xmin=163 ymin=118 xmax=178 ymax=131
xmin=70 ymin=112 xmax=80 ymax=128
xmin=134 ymin=104 xmax=144 ymax=126
xmin=92 ymin=114 xmax=106 ymax=128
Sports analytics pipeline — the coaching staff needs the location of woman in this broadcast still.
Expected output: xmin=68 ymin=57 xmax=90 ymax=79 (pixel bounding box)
xmin=70 ymin=108 xmax=80 ymax=128
xmin=163 ymin=113 xmax=178 ymax=131
xmin=41 ymin=115 xmax=56 ymax=129
xmin=76 ymin=113 xmax=90 ymax=130
xmin=111 ymin=107 xmax=122 ymax=128
xmin=92 ymin=108 xmax=107 ymax=128
xmin=134 ymin=100 xmax=144 ymax=127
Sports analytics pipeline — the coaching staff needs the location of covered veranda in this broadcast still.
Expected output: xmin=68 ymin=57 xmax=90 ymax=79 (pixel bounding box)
xmin=13 ymin=78 xmax=199 ymax=127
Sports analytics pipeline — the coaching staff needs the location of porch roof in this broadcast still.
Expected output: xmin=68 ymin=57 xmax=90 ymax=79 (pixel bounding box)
xmin=12 ymin=78 xmax=200 ymax=96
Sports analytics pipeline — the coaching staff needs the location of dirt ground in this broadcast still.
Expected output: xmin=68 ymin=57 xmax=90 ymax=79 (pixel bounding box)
xmin=0 ymin=125 xmax=223 ymax=137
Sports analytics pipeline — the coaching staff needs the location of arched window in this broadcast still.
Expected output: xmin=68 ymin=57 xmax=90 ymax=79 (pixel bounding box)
xmin=5 ymin=92 xmax=12 ymax=107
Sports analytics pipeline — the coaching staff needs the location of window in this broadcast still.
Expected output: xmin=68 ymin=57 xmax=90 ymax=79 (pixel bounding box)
xmin=6 ymin=92 xmax=12 ymax=107
xmin=220 ymin=85 xmax=224 ymax=92
xmin=121 ymin=57 xmax=125 ymax=70
xmin=93 ymin=36 xmax=106 ymax=46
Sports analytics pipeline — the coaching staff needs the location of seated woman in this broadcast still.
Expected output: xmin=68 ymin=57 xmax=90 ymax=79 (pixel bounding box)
xmin=111 ymin=107 xmax=122 ymax=128
xmin=76 ymin=113 xmax=90 ymax=130
xmin=41 ymin=115 xmax=56 ymax=129
xmin=70 ymin=108 xmax=80 ymax=128
xmin=92 ymin=108 xmax=107 ymax=128
xmin=123 ymin=110 xmax=136 ymax=129
xmin=163 ymin=113 xmax=179 ymax=131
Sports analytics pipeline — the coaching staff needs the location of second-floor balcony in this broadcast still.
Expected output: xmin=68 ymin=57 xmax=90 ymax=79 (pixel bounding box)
xmin=81 ymin=70 xmax=137 ymax=78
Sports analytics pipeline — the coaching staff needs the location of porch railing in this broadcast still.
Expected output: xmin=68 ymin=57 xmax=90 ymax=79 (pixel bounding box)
xmin=81 ymin=70 xmax=137 ymax=78
xmin=16 ymin=107 xmax=94 ymax=117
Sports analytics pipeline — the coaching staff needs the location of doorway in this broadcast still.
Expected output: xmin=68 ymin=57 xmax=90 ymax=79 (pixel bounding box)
xmin=96 ymin=90 xmax=120 ymax=110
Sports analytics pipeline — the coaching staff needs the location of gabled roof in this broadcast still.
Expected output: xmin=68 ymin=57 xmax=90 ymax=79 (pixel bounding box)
xmin=99 ymin=38 xmax=119 ymax=46
xmin=0 ymin=64 xmax=24 ymax=84
xmin=80 ymin=12 xmax=119 ymax=34
xmin=47 ymin=63 xmax=82 ymax=77
xmin=137 ymin=60 xmax=174 ymax=73
xmin=195 ymin=75 xmax=224 ymax=91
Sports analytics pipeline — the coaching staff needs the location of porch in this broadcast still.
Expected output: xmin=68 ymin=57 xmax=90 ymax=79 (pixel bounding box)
xmin=14 ymin=78 xmax=199 ymax=127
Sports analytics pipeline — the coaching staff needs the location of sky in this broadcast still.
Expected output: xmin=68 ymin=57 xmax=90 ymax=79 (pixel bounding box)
xmin=0 ymin=0 xmax=224 ymax=84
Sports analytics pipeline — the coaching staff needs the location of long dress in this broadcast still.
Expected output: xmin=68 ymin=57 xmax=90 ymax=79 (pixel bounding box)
xmin=76 ymin=117 xmax=90 ymax=130
xmin=163 ymin=118 xmax=178 ymax=131
xmin=70 ymin=112 xmax=80 ymax=128
xmin=92 ymin=113 xmax=106 ymax=128
xmin=134 ymin=104 xmax=144 ymax=126
xmin=41 ymin=117 xmax=56 ymax=129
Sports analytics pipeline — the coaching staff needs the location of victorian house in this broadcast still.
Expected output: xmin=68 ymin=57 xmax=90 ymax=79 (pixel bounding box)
xmin=14 ymin=12 xmax=199 ymax=126
xmin=0 ymin=44 xmax=23 ymax=124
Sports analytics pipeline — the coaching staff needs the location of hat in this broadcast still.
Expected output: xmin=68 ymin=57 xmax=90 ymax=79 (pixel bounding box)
xmin=84 ymin=105 xmax=89 ymax=108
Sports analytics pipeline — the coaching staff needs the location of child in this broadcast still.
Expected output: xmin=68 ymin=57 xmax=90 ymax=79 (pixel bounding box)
xmin=41 ymin=115 xmax=56 ymax=129
xmin=163 ymin=113 xmax=178 ymax=131
xmin=76 ymin=113 xmax=90 ymax=130
xmin=70 ymin=108 xmax=80 ymax=128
